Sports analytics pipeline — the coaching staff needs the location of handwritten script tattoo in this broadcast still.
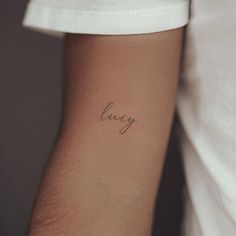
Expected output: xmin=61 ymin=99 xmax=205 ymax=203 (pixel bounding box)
xmin=100 ymin=102 xmax=138 ymax=135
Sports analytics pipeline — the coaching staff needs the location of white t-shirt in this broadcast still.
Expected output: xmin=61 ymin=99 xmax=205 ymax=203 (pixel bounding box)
xmin=22 ymin=1 xmax=236 ymax=235
xmin=177 ymin=1 xmax=236 ymax=235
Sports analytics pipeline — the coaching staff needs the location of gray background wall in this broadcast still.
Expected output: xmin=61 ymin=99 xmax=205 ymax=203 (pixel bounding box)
xmin=0 ymin=1 xmax=185 ymax=235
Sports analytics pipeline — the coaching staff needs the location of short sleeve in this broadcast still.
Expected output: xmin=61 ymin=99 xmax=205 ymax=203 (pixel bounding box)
xmin=22 ymin=0 xmax=189 ymax=37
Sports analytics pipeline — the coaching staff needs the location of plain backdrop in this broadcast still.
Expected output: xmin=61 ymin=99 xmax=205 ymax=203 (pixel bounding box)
xmin=0 ymin=1 xmax=185 ymax=235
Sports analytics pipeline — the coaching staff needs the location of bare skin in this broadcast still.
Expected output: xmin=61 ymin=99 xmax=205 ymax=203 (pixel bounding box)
xmin=27 ymin=28 xmax=184 ymax=236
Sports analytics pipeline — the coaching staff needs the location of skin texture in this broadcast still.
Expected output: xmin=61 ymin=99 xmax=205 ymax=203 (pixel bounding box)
xmin=27 ymin=28 xmax=184 ymax=236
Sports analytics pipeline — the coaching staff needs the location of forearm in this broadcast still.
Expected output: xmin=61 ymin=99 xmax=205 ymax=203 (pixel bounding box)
xmin=27 ymin=29 xmax=183 ymax=236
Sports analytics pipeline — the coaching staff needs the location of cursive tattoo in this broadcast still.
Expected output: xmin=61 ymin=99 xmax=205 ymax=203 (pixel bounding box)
xmin=100 ymin=102 xmax=137 ymax=135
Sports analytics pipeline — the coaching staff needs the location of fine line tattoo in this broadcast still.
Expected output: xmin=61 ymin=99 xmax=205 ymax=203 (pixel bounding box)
xmin=100 ymin=101 xmax=138 ymax=135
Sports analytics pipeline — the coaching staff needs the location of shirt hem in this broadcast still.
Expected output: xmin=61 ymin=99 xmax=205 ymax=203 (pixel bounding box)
xmin=22 ymin=1 xmax=189 ymax=37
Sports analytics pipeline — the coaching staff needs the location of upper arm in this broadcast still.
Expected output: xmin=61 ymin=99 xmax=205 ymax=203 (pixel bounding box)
xmin=35 ymin=30 xmax=184 ymax=235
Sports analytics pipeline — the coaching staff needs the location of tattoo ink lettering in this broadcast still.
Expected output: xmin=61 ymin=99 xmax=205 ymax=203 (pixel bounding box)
xmin=100 ymin=102 xmax=137 ymax=135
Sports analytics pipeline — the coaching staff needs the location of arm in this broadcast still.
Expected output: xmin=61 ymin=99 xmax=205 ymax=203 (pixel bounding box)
xmin=28 ymin=28 xmax=184 ymax=236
